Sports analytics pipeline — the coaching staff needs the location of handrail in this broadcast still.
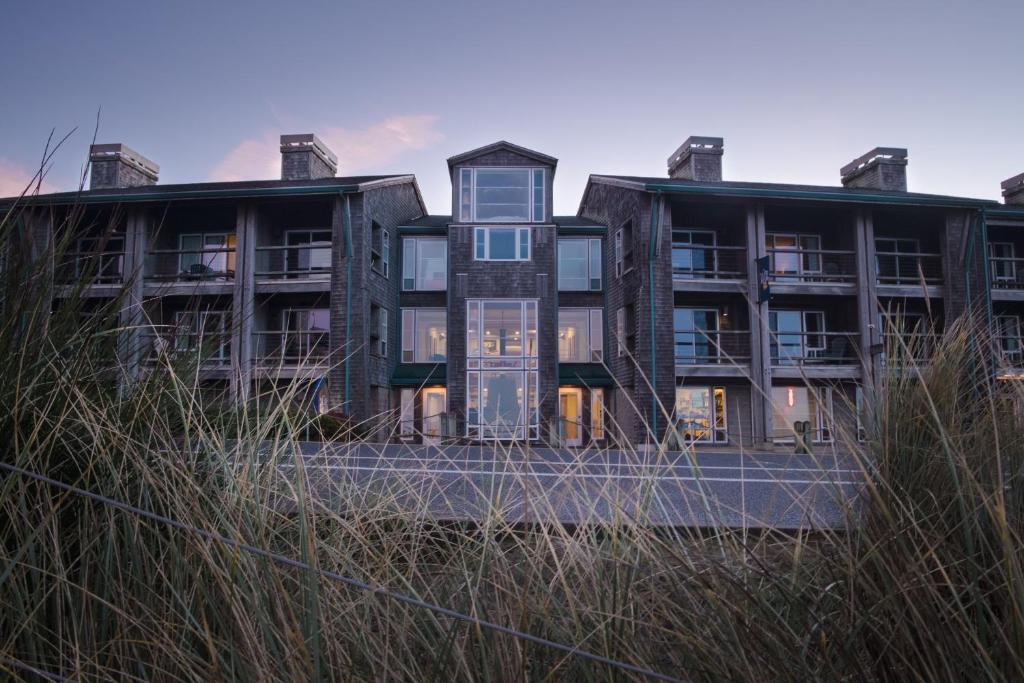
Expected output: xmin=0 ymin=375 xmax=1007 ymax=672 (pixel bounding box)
xmin=769 ymin=330 xmax=858 ymax=365
xmin=674 ymin=328 xmax=751 ymax=364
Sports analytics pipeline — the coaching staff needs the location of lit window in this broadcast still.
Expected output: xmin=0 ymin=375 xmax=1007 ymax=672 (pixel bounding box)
xmin=558 ymin=238 xmax=602 ymax=290
xmin=179 ymin=233 xmax=236 ymax=279
xmin=459 ymin=168 xmax=545 ymax=222
xmin=402 ymin=237 xmax=447 ymax=290
xmin=674 ymin=386 xmax=728 ymax=443
xmin=591 ymin=388 xmax=605 ymax=441
xmin=771 ymin=386 xmax=833 ymax=443
xmin=558 ymin=308 xmax=603 ymax=362
xmin=474 ymin=227 xmax=531 ymax=261
xmin=465 ymin=299 xmax=539 ymax=440
xmin=401 ymin=309 xmax=447 ymax=363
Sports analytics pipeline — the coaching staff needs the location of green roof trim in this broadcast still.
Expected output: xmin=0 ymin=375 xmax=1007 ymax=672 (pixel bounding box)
xmin=2 ymin=184 xmax=361 ymax=208
xmin=557 ymin=225 xmax=606 ymax=235
xmin=391 ymin=364 xmax=446 ymax=386
xmin=641 ymin=181 xmax=1001 ymax=209
xmin=398 ymin=226 xmax=448 ymax=235
xmin=558 ymin=364 xmax=615 ymax=387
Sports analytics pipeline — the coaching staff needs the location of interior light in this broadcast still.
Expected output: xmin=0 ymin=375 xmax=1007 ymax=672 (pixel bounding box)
xmin=787 ymin=387 xmax=795 ymax=407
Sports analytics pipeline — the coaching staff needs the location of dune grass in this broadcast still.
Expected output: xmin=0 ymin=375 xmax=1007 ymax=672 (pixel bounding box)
xmin=1 ymin=198 xmax=1023 ymax=682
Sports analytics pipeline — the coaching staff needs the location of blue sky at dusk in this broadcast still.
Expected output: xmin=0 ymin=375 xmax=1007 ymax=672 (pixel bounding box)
xmin=2 ymin=0 xmax=1021 ymax=212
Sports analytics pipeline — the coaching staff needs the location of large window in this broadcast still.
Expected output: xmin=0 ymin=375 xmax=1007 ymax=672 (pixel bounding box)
xmin=674 ymin=308 xmax=719 ymax=363
xmin=558 ymin=309 xmax=603 ymax=362
xmin=466 ymin=300 xmax=539 ymax=440
xmin=459 ymin=168 xmax=545 ymax=222
xmin=674 ymin=386 xmax=727 ymax=443
xmin=370 ymin=305 xmax=387 ymax=357
xmin=402 ymin=237 xmax=447 ymax=290
xmin=990 ymin=242 xmax=1017 ymax=285
xmin=172 ymin=310 xmax=230 ymax=361
xmin=767 ymin=233 xmax=821 ymax=280
xmin=474 ymin=227 xmax=530 ymax=261
xmin=286 ymin=230 xmax=331 ymax=275
xmin=558 ymin=238 xmax=602 ymax=290
xmin=997 ymin=315 xmax=1022 ymax=364
xmin=370 ymin=222 xmax=388 ymax=276
xmin=875 ymin=238 xmax=921 ymax=284
xmin=179 ymin=233 xmax=236 ymax=278
xmin=614 ymin=220 xmax=634 ymax=277
xmin=672 ymin=230 xmax=716 ymax=279
xmin=771 ymin=386 xmax=833 ymax=442
xmin=769 ymin=310 xmax=825 ymax=364
xmin=401 ymin=309 xmax=447 ymax=363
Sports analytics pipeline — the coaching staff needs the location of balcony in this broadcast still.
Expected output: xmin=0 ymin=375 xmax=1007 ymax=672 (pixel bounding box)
xmin=140 ymin=329 xmax=232 ymax=369
xmin=769 ymin=330 xmax=859 ymax=379
xmin=881 ymin=332 xmax=934 ymax=370
xmin=990 ymin=255 xmax=1024 ymax=292
xmin=674 ymin=328 xmax=751 ymax=377
xmin=671 ymin=242 xmax=746 ymax=294
xmin=144 ymin=246 xmax=236 ymax=286
xmin=55 ymin=249 xmax=125 ymax=287
xmin=766 ymin=246 xmax=856 ymax=293
xmin=252 ymin=330 xmax=329 ymax=367
xmin=875 ymin=250 xmax=942 ymax=290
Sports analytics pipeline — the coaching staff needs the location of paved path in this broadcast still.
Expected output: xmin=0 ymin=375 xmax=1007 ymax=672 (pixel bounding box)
xmin=259 ymin=443 xmax=866 ymax=530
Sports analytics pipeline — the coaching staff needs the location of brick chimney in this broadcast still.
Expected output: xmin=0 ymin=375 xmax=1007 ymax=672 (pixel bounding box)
xmin=1001 ymin=172 xmax=1024 ymax=205
xmin=88 ymin=143 xmax=159 ymax=190
xmin=840 ymin=147 xmax=908 ymax=191
xmin=667 ymin=136 xmax=723 ymax=182
xmin=280 ymin=134 xmax=337 ymax=180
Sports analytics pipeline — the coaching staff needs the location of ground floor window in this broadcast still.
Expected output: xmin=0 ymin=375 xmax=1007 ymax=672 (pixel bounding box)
xmin=771 ymin=386 xmax=833 ymax=443
xmin=399 ymin=386 xmax=447 ymax=441
xmin=591 ymin=388 xmax=605 ymax=441
xmin=674 ymin=386 xmax=727 ymax=442
xmin=467 ymin=370 xmax=539 ymax=440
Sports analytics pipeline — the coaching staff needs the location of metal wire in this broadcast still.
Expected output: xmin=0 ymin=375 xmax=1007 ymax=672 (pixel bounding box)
xmin=0 ymin=460 xmax=686 ymax=683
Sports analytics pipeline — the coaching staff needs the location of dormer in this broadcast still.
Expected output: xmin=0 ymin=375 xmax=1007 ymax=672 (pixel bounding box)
xmin=447 ymin=141 xmax=557 ymax=224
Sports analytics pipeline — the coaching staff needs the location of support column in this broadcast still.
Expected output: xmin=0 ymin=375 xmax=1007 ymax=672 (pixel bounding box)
xmin=745 ymin=202 xmax=771 ymax=445
xmin=119 ymin=208 xmax=148 ymax=390
xmin=855 ymin=209 xmax=881 ymax=390
xmin=231 ymin=202 xmax=256 ymax=405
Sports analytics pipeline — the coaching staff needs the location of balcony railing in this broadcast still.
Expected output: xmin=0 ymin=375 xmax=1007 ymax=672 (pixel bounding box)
xmin=671 ymin=244 xmax=746 ymax=280
xmin=252 ymin=330 xmax=329 ymax=364
xmin=55 ymin=251 xmax=125 ymax=284
xmin=989 ymin=256 xmax=1024 ymax=290
xmin=674 ymin=329 xmax=751 ymax=364
xmin=769 ymin=331 xmax=858 ymax=366
xmin=875 ymin=251 xmax=942 ymax=286
xmin=141 ymin=330 xmax=232 ymax=365
xmin=881 ymin=332 xmax=935 ymax=367
xmin=144 ymin=247 xmax=236 ymax=282
xmin=766 ymin=248 xmax=856 ymax=284
xmin=254 ymin=244 xmax=332 ymax=280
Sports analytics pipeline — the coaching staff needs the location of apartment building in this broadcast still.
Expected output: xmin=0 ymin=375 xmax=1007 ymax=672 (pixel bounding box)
xmin=4 ymin=134 xmax=1023 ymax=449
xmin=581 ymin=137 xmax=1024 ymax=446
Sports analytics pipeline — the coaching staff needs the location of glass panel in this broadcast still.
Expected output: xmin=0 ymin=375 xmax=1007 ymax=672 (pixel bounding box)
xmin=770 ymin=310 xmax=803 ymax=364
xmin=800 ymin=235 xmax=821 ymax=273
xmin=558 ymin=239 xmax=589 ymax=290
xmin=482 ymin=301 xmax=523 ymax=357
xmin=488 ymin=229 xmax=517 ymax=260
xmin=771 ymin=387 xmax=829 ymax=441
xmin=591 ymin=388 xmax=604 ymax=440
xmin=179 ymin=235 xmax=203 ymax=272
xmin=460 ymin=168 xmax=472 ymax=222
xmin=402 ymin=238 xmax=416 ymax=289
xmin=804 ymin=311 xmax=825 ymax=353
xmin=399 ymin=389 xmax=415 ymax=436
xmin=589 ymin=239 xmax=602 ymax=290
xmin=558 ymin=309 xmax=590 ymax=362
xmin=518 ymin=228 xmax=530 ymax=260
xmin=401 ymin=309 xmax=415 ymax=363
xmin=560 ymin=389 xmax=581 ymax=443
xmin=525 ymin=301 xmax=537 ymax=357
xmin=675 ymin=387 xmax=712 ymax=442
xmin=533 ymin=169 xmax=544 ymax=222
xmin=423 ymin=389 xmax=446 ymax=439
xmin=414 ymin=310 xmax=447 ymax=362
xmin=590 ymin=309 xmax=603 ymax=361
xmin=467 ymin=301 xmax=480 ymax=356
xmin=474 ymin=169 xmax=530 ymax=222
xmin=415 ymin=238 xmax=446 ymax=290
xmin=481 ymin=371 xmax=524 ymax=436
xmin=713 ymin=387 xmax=727 ymax=441
xmin=467 ymin=371 xmax=479 ymax=426
xmin=992 ymin=243 xmax=1016 ymax=281
xmin=474 ymin=229 xmax=485 ymax=260
xmin=769 ymin=234 xmax=799 ymax=280
xmin=674 ymin=309 xmax=717 ymax=363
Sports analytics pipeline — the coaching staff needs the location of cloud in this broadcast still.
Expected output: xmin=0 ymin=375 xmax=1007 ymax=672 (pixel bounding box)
xmin=210 ymin=115 xmax=444 ymax=182
xmin=0 ymin=159 xmax=57 ymax=197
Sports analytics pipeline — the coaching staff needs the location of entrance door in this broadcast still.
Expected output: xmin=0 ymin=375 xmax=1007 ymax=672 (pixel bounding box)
xmin=422 ymin=387 xmax=447 ymax=444
xmin=559 ymin=387 xmax=583 ymax=446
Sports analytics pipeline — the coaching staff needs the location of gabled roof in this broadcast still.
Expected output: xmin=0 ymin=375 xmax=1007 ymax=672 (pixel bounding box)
xmin=0 ymin=174 xmax=426 ymax=212
xmin=582 ymin=174 xmax=1009 ymax=212
xmin=446 ymin=140 xmax=558 ymax=172
xmin=401 ymin=214 xmax=452 ymax=228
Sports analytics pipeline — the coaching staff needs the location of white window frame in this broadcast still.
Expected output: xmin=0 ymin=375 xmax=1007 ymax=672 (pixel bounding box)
xmin=459 ymin=167 xmax=545 ymax=223
xmin=616 ymin=308 xmax=626 ymax=358
xmin=990 ymin=242 xmax=1017 ymax=283
xmin=372 ymin=307 xmax=387 ymax=357
xmin=673 ymin=385 xmax=728 ymax=443
xmin=284 ymin=228 xmax=332 ymax=274
xmin=558 ymin=308 xmax=603 ymax=363
xmin=557 ymin=238 xmax=602 ymax=291
xmin=614 ymin=229 xmax=624 ymax=278
xmin=473 ymin=227 xmax=531 ymax=261
xmin=400 ymin=308 xmax=447 ymax=363
xmin=771 ymin=386 xmax=834 ymax=443
xmin=402 ymin=237 xmax=447 ymax=291
xmin=769 ymin=309 xmax=826 ymax=360
xmin=766 ymin=232 xmax=822 ymax=277
xmin=178 ymin=232 xmax=235 ymax=276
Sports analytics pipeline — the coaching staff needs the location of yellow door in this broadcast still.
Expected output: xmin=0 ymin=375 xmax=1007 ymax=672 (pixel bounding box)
xmin=559 ymin=388 xmax=582 ymax=446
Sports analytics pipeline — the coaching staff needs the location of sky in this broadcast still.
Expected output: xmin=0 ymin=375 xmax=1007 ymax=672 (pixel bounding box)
xmin=2 ymin=0 xmax=1022 ymax=213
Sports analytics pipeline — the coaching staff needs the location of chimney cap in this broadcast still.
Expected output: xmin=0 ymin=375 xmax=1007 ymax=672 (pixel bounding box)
xmin=88 ymin=143 xmax=159 ymax=177
xmin=1001 ymin=172 xmax=1024 ymax=193
xmin=280 ymin=133 xmax=338 ymax=166
xmin=840 ymin=147 xmax=907 ymax=179
xmin=667 ymin=136 xmax=723 ymax=169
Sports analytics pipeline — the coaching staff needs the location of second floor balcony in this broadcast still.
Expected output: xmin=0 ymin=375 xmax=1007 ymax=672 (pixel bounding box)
xmin=766 ymin=246 xmax=857 ymax=285
xmin=674 ymin=328 xmax=751 ymax=366
xmin=253 ymin=329 xmax=329 ymax=366
xmin=145 ymin=241 xmax=236 ymax=283
xmin=875 ymin=238 xmax=942 ymax=288
xmin=671 ymin=240 xmax=747 ymax=282
xmin=255 ymin=230 xmax=332 ymax=281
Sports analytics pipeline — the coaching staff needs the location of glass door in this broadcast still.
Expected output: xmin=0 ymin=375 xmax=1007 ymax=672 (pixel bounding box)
xmin=422 ymin=387 xmax=447 ymax=444
xmin=559 ymin=387 xmax=583 ymax=446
